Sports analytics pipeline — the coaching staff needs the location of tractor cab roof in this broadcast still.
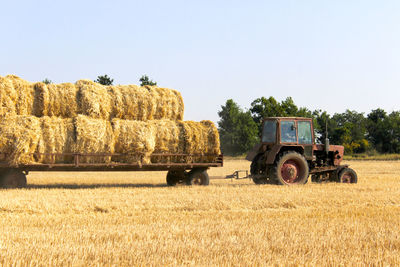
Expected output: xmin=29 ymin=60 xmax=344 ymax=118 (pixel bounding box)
xmin=263 ymin=117 xmax=312 ymax=121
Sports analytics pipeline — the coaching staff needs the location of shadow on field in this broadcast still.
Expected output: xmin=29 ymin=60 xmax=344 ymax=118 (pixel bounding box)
xmin=27 ymin=183 xmax=169 ymax=189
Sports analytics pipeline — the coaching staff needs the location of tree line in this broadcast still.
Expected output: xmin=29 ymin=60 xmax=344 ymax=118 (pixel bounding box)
xmin=218 ymin=97 xmax=400 ymax=156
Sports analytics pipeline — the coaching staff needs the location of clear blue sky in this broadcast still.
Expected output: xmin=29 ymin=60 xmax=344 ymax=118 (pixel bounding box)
xmin=1 ymin=0 xmax=399 ymax=122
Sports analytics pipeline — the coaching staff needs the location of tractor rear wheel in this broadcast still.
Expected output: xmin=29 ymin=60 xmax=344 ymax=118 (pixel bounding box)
xmin=0 ymin=169 xmax=27 ymax=188
xmin=186 ymin=169 xmax=209 ymax=186
xmin=251 ymin=154 xmax=269 ymax=184
xmin=272 ymin=152 xmax=309 ymax=185
xmin=338 ymin=168 xmax=357 ymax=183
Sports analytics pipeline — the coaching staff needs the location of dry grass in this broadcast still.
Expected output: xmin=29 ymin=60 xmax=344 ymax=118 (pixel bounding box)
xmin=0 ymin=160 xmax=399 ymax=266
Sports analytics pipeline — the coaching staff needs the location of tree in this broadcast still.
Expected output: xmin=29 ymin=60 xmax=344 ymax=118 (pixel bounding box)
xmin=139 ymin=75 xmax=157 ymax=86
xmin=250 ymin=96 xmax=313 ymax=135
xmin=42 ymin=78 xmax=52 ymax=84
xmin=366 ymin=109 xmax=388 ymax=153
xmin=218 ymin=99 xmax=258 ymax=155
xmin=95 ymin=74 xmax=114 ymax=85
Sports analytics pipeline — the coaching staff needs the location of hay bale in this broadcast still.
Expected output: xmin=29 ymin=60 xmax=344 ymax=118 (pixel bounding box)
xmin=112 ymin=119 xmax=156 ymax=164
xmin=1 ymin=76 xmax=185 ymax=121
xmin=107 ymin=85 xmax=184 ymax=121
xmin=108 ymin=85 xmax=153 ymax=121
xmin=36 ymin=117 xmax=75 ymax=163
xmin=6 ymin=75 xmax=35 ymax=116
xmin=200 ymin=120 xmax=221 ymax=155
xmin=74 ymin=115 xmax=114 ymax=163
xmin=0 ymin=76 xmax=18 ymax=117
xmin=179 ymin=120 xmax=221 ymax=162
xmin=0 ymin=115 xmax=41 ymax=166
xmin=151 ymin=86 xmax=184 ymax=121
xmin=76 ymin=80 xmax=111 ymax=120
xmin=34 ymin=82 xmax=79 ymax=117
xmin=148 ymin=120 xmax=185 ymax=163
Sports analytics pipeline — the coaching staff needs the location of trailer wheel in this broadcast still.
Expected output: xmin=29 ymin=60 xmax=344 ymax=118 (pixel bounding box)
xmin=0 ymin=170 xmax=27 ymax=188
xmin=166 ymin=170 xmax=186 ymax=186
xmin=186 ymin=169 xmax=209 ymax=186
xmin=273 ymin=152 xmax=309 ymax=185
xmin=338 ymin=168 xmax=357 ymax=183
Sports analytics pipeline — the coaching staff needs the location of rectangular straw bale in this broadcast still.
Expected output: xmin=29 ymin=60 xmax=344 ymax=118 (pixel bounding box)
xmin=74 ymin=115 xmax=114 ymax=163
xmin=108 ymin=85 xmax=154 ymax=121
xmin=107 ymin=85 xmax=184 ymax=121
xmin=5 ymin=75 xmax=35 ymax=116
xmin=35 ymin=117 xmax=75 ymax=164
xmin=33 ymin=82 xmax=79 ymax=117
xmin=0 ymin=76 xmax=18 ymax=117
xmin=149 ymin=120 xmax=185 ymax=163
xmin=0 ymin=115 xmax=41 ymax=166
xmin=112 ymin=119 xmax=156 ymax=164
xmin=179 ymin=120 xmax=221 ymax=162
xmin=200 ymin=120 xmax=221 ymax=155
xmin=7 ymin=75 xmax=35 ymax=115
xmin=76 ymin=80 xmax=111 ymax=120
xmin=150 ymin=86 xmax=184 ymax=121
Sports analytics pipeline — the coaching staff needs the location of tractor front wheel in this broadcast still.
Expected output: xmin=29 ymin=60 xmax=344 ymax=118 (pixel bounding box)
xmin=338 ymin=168 xmax=357 ymax=183
xmin=273 ymin=152 xmax=309 ymax=185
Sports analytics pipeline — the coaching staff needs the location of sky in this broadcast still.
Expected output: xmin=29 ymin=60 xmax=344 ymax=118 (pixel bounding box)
xmin=1 ymin=0 xmax=399 ymax=123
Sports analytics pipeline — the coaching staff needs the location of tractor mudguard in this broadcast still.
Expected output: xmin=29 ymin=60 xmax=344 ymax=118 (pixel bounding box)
xmin=245 ymin=143 xmax=262 ymax=162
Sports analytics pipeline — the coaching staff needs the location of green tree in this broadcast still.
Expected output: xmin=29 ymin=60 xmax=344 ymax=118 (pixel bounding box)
xmin=42 ymin=78 xmax=52 ymax=84
xmin=139 ymin=75 xmax=157 ymax=86
xmin=218 ymin=99 xmax=258 ymax=155
xmin=250 ymin=96 xmax=313 ymax=135
xmin=366 ymin=109 xmax=388 ymax=153
xmin=95 ymin=74 xmax=114 ymax=85
xmin=250 ymin=96 xmax=283 ymax=133
xmin=330 ymin=110 xmax=368 ymax=153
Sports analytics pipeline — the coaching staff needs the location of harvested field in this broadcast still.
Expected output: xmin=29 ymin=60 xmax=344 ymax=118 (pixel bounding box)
xmin=0 ymin=160 xmax=399 ymax=266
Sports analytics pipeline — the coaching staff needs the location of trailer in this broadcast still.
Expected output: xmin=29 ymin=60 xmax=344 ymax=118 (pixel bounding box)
xmin=0 ymin=152 xmax=223 ymax=188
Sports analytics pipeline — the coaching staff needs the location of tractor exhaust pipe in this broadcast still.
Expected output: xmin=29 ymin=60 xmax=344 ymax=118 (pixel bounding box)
xmin=325 ymin=120 xmax=330 ymax=154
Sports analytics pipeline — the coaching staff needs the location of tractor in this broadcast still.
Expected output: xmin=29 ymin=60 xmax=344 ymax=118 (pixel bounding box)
xmin=246 ymin=117 xmax=357 ymax=185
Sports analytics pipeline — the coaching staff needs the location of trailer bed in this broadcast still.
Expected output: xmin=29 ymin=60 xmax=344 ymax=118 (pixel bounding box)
xmin=0 ymin=153 xmax=224 ymax=172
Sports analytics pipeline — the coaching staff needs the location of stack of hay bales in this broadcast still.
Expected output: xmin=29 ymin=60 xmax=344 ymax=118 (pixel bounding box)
xmin=0 ymin=75 xmax=220 ymax=166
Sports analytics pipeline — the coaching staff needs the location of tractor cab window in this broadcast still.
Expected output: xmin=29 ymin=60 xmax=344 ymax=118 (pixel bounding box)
xmin=281 ymin=121 xmax=296 ymax=143
xmin=262 ymin=120 xmax=276 ymax=143
xmin=298 ymin=121 xmax=312 ymax=144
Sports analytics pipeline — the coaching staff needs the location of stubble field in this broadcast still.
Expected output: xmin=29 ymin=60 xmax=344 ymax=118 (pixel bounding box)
xmin=0 ymin=160 xmax=399 ymax=266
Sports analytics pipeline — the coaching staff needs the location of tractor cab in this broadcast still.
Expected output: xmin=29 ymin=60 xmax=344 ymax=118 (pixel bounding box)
xmin=261 ymin=117 xmax=313 ymax=145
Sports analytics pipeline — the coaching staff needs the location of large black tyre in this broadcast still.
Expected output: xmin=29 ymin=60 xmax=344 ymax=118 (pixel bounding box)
xmin=338 ymin=168 xmax=357 ymax=183
xmin=0 ymin=170 xmax=27 ymax=188
xmin=185 ymin=169 xmax=209 ymax=186
xmin=251 ymin=154 xmax=269 ymax=184
xmin=166 ymin=170 xmax=186 ymax=186
xmin=272 ymin=152 xmax=309 ymax=185
xmin=252 ymin=177 xmax=269 ymax=184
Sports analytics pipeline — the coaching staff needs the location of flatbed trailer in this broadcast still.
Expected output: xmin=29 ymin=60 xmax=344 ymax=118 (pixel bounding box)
xmin=0 ymin=152 xmax=224 ymax=188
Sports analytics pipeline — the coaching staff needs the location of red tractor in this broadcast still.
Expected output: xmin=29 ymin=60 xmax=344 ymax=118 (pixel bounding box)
xmin=246 ymin=117 xmax=357 ymax=185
